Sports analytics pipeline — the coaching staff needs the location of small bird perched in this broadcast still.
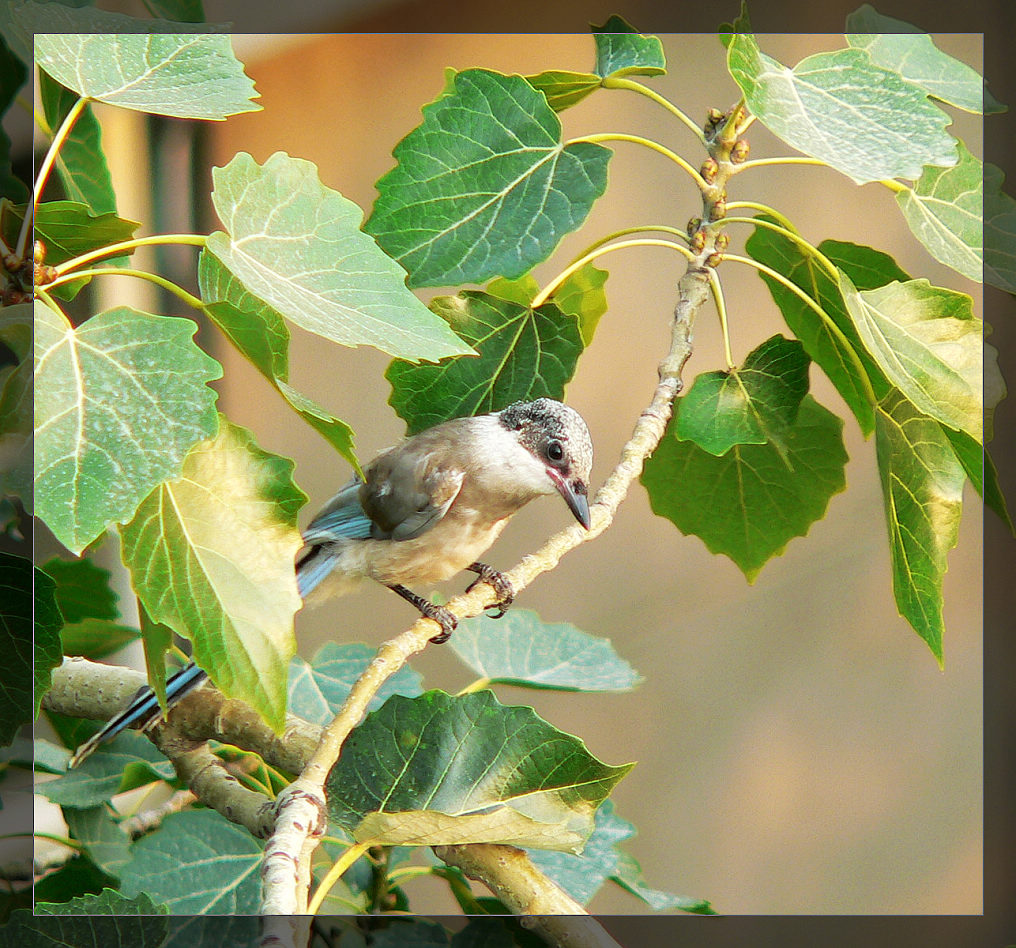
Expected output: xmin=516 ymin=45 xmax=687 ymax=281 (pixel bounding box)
xmin=69 ymin=399 xmax=593 ymax=766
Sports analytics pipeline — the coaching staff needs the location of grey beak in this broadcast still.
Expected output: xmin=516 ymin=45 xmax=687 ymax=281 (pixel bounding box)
xmin=547 ymin=469 xmax=591 ymax=529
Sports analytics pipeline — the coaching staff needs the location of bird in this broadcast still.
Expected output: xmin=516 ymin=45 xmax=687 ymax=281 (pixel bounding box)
xmin=69 ymin=398 xmax=593 ymax=766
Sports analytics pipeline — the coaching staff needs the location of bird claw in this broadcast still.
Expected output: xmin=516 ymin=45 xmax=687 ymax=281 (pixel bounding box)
xmin=466 ymin=563 xmax=514 ymax=619
xmin=426 ymin=604 xmax=458 ymax=644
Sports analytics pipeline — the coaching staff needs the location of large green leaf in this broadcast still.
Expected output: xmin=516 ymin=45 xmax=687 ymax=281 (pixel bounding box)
xmin=14 ymin=890 xmax=168 ymax=943
xmin=327 ymin=690 xmax=633 ymax=852
xmin=287 ymin=641 xmax=423 ymax=727
xmin=198 ymin=247 xmax=358 ymax=468
xmin=743 ymin=229 xmax=898 ymax=436
xmin=528 ymin=800 xmax=713 ymax=913
xmin=64 ymin=805 xmax=132 ymax=878
xmin=33 ymin=302 xmax=222 ymax=554
xmin=39 ymin=71 xmax=117 ymax=216
xmin=984 ymin=162 xmax=1016 ymax=294
xmin=895 ymin=141 xmax=982 ymax=283
xmin=727 ymin=32 xmax=957 ymax=184
xmin=364 ymin=69 xmax=611 ymax=287
xmin=118 ymin=419 xmax=305 ymax=731
xmin=846 ymin=4 xmax=1005 ymax=113
xmin=120 ymin=809 xmax=263 ymax=914
xmin=206 ymin=151 xmax=470 ymax=363
xmin=387 ymin=291 xmax=583 ymax=434
xmin=0 ymin=554 xmax=62 ymax=745
xmin=839 ymin=274 xmax=985 ymax=443
xmin=35 ymin=31 xmax=259 ymax=120
xmin=642 ymin=396 xmax=848 ymax=581
xmin=875 ymin=389 xmax=965 ymax=663
xmin=449 ymin=609 xmax=641 ymax=692
xmin=675 ymin=335 xmax=810 ymax=457
xmin=591 ymin=15 xmax=666 ymax=78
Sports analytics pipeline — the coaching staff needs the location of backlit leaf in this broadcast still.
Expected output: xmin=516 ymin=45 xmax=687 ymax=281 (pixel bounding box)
xmin=525 ymin=69 xmax=602 ymax=111
xmin=591 ymin=15 xmax=666 ymax=78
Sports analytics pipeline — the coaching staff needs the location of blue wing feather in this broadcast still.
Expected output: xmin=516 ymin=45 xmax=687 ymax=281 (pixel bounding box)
xmin=301 ymin=477 xmax=373 ymax=544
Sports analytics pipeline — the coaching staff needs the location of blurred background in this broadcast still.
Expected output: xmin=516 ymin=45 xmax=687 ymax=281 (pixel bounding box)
xmin=16 ymin=3 xmax=1013 ymax=923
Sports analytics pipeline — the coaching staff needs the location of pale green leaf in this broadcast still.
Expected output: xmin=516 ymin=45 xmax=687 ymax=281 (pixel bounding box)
xmin=120 ymin=809 xmax=263 ymax=914
xmin=839 ymin=274 xmax=985 ymax=443
xmin=591 ymin=15 xmax=666 ymax=78
xmin=119 ymin=419 xmax=305 ymax=731
xmin=642 ymin=397 xmax=848 ymax=581
xmin=449 ymin=609 xmax=641 ymax=692
xmin=727 ymin=34 xmax=957 ymax=184
xmin=207 ymin=151 xmax=471 ymax=362
xmin=984 ymin=162 xmax=1016 ymax=294
xmin=327 ymin=690 xmax=633 ymax=853
xmin=287 ymin=641 xmax=423 ymax=726
xmin=525 ymin=70 xmax=602 ymax=111
xmin=846 ymin=4 xmax=1005 ymax=113
xmin=35 ymin=31 xmax=259 ymax=120
xmin=875 ymin=389 xmax=965 ymax=663
xmin=896 ymin=141 xmax=982 ymax=283
xmin=33 ymin=303 xmax=222 ymax=553
xmin=365 ymin=69 xmax=610 ymax=287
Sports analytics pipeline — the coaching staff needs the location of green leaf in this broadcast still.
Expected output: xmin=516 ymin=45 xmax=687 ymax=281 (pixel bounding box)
xmin=875 ymin=389 xmax=965 ymax=663
xmin=118 ymin=419 xmax=305 ymax=732
xmin=591 ymin=15 xmax=666 ymax=78
xmin=23 ymin=855 xmax=118 ymax=909
xmin=524 ymin=70 xmax=602 ymax=111
xmin=846 ymin=4 xmax=1006 ymax=113
xmin=288 ymin=641 xmax=423 ymax=726
xmin=327 ymin=690 xmax=633 ymax=852
xmin=387 ymin=291 xmax=583 ymax=435
xmin=839 ymin=274 xmax=986 ymax=443
xmin=119 ymin=809 xmax=263 ymax=914
xmin=984 ymin=162 xmax=1016 ymax=294
xmin=0 ymin=303 xmax=32 ymax=503
xmin=33 ymin=303 xmax=222 ymax=554
xmin=206 ymin=151 xmax=470 ymax=363
xmin=528 ymin=800 xmax=712 ymax=913
xmin=364 ymin=69 xmax=611 ymax=287
xmin=60 ymin=618 xmax=141 ymax=660
xmin=449 ymin=609 xmax=641 ymax=692
xmin=40 ymin=555 xmax=119 ymax=623
xmin=675 ymin=335 xmax=810 ymax=457
xmin=35 ymin=31 xmax=260 ymax=120
xmin=0 ymin=554 xmax=61 ymax=744
xmin=942 ymin=427 xmax=1013 ymax=533
xmin=727 ymin=34 xmax=957 ymax=184
xmin=642 ymin=397 xmax=848 ymax=581
xmin=3 ymin=201 xmax=138 ymax=266
xmin=896 ymin=141 xmax=982 ymax=283
xmin=15 ymin=889 xmax=168 ymax=944
xmin=146 ymin=0 xmax=206 ymax=22
xmin=139 ymin=601 xmax=175 ymax=712
xmin=39 ymin=732 xmax=176 ymax=808
xmin=39 ymin=71 xmax=117 ymax=216
xmin=198 ymin=247 xmax=359 ymax=469
xmin=745 ymin=227 xmax=906 ymax=436
xmin=64 ymin=805 xmax=132 ymax=877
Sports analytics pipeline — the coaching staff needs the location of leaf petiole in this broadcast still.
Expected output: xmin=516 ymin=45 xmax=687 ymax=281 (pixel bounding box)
xmin=569 ymin=132 xmax=708 ymax=191
xmin=51 ymin=233 xmax=208 ymax=277
xmin=601 ymin=76 xmax=707 ymax=143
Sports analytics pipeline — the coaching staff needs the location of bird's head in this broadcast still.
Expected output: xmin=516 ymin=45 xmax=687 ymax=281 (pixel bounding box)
xmin=497 ymin=398 xmax=593 ymax=529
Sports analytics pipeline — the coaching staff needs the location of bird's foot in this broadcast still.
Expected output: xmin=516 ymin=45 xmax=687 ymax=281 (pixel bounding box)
xmin=388 ymin=583 xmax=457 ymax=644
xmin=466 ymin=562 xmax=515 ymax=619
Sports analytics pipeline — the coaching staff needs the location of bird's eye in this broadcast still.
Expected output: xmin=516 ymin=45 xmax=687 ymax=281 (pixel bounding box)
xmin=546 ymin=440 xmax=565 ymax=462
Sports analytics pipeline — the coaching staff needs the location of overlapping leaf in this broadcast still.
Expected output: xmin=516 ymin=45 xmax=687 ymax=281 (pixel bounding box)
xmin=984 ymin=162 xmax=1016 ymax=293
xmin=40 ymin=556 xmax=119 ymax=623
xmin=846 ymin=4 xmax=1005 ymax=113
xmin=875 ymin=389 xmax=965 ymax=663
xmin=525 ymin=70 xmax=602 ymax=111
xmin=675 ymin=335 xmax=810 ymax=457
xmin=896 ymin=141 xmax=982 ymax=283
xmin=120 ymin=809 xmax=263 ymax=914
xmin=206 ymin=151 xmax=470 ymax=363
xmin=34 ymin=30 xmax=259 ymax=120
xmin=198 ymin=247 xmax=358 ymax=468
xmin=3 ymin=201 xmax=137 ymax=266
xmin=642 ymin=397 xmax=848 ymax=581
xmin=387 ymin=291 xmax=583 ymax=434
xmin=118 ymin=419 xmax=305 ymax=731
xmin=839 ymin=274 xmax=985 ymax=443
xmin=33 ymin=303 xmax=222 ymax=553
xmin=449 ymin=610 xmax=640 ymax=692
xmin=591 ymin=15 xmax=666 ymax=78
xmin=327 ymin=690 xmax=633 ymax=852
xmin=288 ymin=642 xmax=423 ymax=726
xmin=727 ymin=32 xmax=958 ymax=184
xmin=365 ymin=69 xmax=611 ymax=287
xmin=64 ymin=806 xmax=132 ymax=878
xmin=16 ymin=890 xmax=168 ymax=944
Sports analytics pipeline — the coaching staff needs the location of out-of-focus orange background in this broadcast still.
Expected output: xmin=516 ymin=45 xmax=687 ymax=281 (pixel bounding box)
xmin=88 ymin=31 xmax=985 ymax=915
